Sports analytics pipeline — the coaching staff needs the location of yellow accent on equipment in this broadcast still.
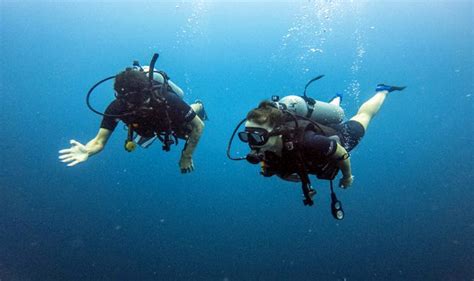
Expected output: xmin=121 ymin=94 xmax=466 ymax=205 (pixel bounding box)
xmin=125 ymin=141 xmax=136 ymax=152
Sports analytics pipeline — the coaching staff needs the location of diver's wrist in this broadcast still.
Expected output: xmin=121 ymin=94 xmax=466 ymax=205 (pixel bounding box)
xmin=341 ymin=170 xmax=352 ymax=179
xmin=342 ymin=174 xmax=353 ymax=180
xmin=181 ymin=151 xmax=192 ymax=159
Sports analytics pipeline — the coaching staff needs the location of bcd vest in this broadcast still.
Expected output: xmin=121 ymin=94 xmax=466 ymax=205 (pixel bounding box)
xmin=261 ymin=119 xmax=340 ymax=181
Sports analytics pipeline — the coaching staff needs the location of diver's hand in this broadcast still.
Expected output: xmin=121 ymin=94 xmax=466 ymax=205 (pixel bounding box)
xmin=179 ymin=155 xmax=194 ymax=173
xmin=339 ymin=175 xmax=354 ymax=189
xmin=58 ymin=140 xmax=89 ymax=167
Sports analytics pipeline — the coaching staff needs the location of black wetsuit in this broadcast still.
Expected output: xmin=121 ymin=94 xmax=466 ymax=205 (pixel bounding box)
xmin=301 ymin=120 xmax=366 ymax=158
xmin=100 ymin=91 xmax=196 ymax=139
xmin=263 ymin=120 xmax=366 ymax=180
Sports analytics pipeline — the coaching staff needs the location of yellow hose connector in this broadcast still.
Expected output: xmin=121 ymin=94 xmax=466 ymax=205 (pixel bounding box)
xmin=125 ymin=141 xmax=136 ymax=152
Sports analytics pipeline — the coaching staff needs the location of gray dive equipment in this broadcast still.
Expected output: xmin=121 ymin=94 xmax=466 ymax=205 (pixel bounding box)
xmin=226 ymin=74 xmax=346 ymax=220
xmin=279 ymin=74 xmax=345 ymax=125
xmin=279 ymin=95 xmax=344 ymax=125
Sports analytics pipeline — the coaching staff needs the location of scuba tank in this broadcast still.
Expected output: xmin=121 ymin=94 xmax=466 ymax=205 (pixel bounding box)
xmin=278 ymin=74 xmax=345 ymax=125
xmin=136 ymin=65 xmax=185 ymax=100
xmin=279 ymin=95 xmax=344 ymax=125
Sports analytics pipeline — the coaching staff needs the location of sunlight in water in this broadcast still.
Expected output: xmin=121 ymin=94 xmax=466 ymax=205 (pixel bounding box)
xmin=278 ymin=0 xmax=344 ymax=68
xmin=174 ymin=0 xmax=211 ymax=47
xmin=271 ymin=0 xmax=368 ymax=102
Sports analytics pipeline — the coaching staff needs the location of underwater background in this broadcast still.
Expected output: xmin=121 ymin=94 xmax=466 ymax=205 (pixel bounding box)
xmin=1 ymin=1 xmax=473 ymax=280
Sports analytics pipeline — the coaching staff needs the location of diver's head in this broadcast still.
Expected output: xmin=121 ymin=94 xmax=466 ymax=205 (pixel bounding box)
xmin=246 ymin=101 xmax=285 ymax=127
xmin=239 ymin=101 xmax=285 ymax=154
xmin=114 ymin=69 xmax=152 ymax=107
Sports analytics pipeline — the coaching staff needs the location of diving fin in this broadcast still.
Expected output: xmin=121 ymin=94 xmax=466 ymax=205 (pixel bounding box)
xmin=375 ymin=84 xmax=406 ymax=93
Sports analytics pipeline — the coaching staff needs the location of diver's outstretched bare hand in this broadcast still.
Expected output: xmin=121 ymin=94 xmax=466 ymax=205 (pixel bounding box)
xmin=59 ymin=140 xmax=89 ymax=167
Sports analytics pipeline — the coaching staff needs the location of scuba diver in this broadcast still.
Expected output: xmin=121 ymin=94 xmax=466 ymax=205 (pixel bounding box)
xmin=59 ymin=53 xmax=207 ymax=173
xmin=228 ymin=75 xmax=405 ymax=219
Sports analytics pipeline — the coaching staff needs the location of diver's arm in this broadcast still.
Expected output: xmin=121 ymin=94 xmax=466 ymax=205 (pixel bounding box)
xmin=85 ymin=128 xmax=112 ymax=156
xmin=331 ymin=143 xmax=354 ymax=187
xmin=179 ymin=116 xmax=205 ymax=173
xmin=59 ymin=128 xmax=112 ymax=167
xmin=304 ymin=132 xmax=352 ymax=180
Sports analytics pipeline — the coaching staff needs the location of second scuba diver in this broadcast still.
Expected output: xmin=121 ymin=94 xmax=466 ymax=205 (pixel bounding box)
xmin=228 ymin=76 xmax=405 ymax=219
xmin=59 ymin=53 xmax=208 ymax=173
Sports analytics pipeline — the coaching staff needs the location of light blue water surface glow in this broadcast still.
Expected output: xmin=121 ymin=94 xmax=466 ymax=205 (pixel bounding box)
xmin=1 ymin=1 xmax=473 ymax=280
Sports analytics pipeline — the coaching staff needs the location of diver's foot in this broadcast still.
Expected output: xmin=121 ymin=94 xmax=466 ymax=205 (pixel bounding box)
xmin=376 ymin=84 xmax=406 ymax=93
xmin=308 ymin=188 xmax=317 ymax=199
xmin=328 ymin=93 xmax=343 ymax=106
xmin=194 ymin=99 xmax=209 ymax=121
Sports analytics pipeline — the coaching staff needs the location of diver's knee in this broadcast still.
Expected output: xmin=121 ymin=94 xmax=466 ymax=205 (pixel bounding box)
xmin=190 ymin=103 xmax=203 ymax=114
xmin=350 ymin=114 xmax=370 ymax=131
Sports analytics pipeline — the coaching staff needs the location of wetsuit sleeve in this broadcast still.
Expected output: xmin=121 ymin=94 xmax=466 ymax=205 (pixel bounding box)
xmin=302 ymin=130 xmax=337 ymax=158
xmin=163 ymin=91 xmax=196 ymax=123
xmin=100 ymin=100 xmax=122 ymax=132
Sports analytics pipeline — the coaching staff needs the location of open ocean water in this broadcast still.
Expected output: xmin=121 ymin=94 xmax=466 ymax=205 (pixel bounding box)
xmin=1 ymin=1 xmax=473 ymax=280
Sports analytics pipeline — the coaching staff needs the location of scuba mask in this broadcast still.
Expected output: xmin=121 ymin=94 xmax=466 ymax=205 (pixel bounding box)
xmin=238 ymin=125 xmax=291 ymax=148
xmin=115 ymin=88 xmax=152 ymax=108
xmin=226 ymin=103 xmax=299 ymax=163
xmin=239 ymin=127 xmax=271 ymax=164
xmin=114 ymin=87 xmax=156 ymax=118
xmin=237 ymin=125 xmax=288 ymax=164
xmin=238 ymin=127 xmax=273 ymax=146
xmin=86 ymin=53 xmax=161 ymax=118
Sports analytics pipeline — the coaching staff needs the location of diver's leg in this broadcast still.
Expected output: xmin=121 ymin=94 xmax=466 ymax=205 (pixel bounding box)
xmin=350 ymin=84 xmax=405 ymax=130
xmin=190 ymin=103 xmax=203 ymax=114
xmin=190 ymin=100 xmax=208 ymax=121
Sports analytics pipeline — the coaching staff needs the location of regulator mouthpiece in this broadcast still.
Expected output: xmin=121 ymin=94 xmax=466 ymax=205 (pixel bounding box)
xmin=246 ymin=151 xmax=264 ymax=164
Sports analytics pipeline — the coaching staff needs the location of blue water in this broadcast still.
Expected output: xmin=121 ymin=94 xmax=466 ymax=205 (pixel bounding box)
xmin=1 ymin=1 xmax=473 ymax=280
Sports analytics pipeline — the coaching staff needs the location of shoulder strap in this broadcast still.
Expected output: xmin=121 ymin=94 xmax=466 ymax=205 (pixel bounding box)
xmin=301 ymin=96 xmax=316 ymax=118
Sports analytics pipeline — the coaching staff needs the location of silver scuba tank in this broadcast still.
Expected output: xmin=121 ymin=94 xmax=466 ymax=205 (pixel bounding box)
xmin=135 ymin=65 xmax=185 ymax=99
xmin=279 ymin=95 xmax=344 ymax=125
